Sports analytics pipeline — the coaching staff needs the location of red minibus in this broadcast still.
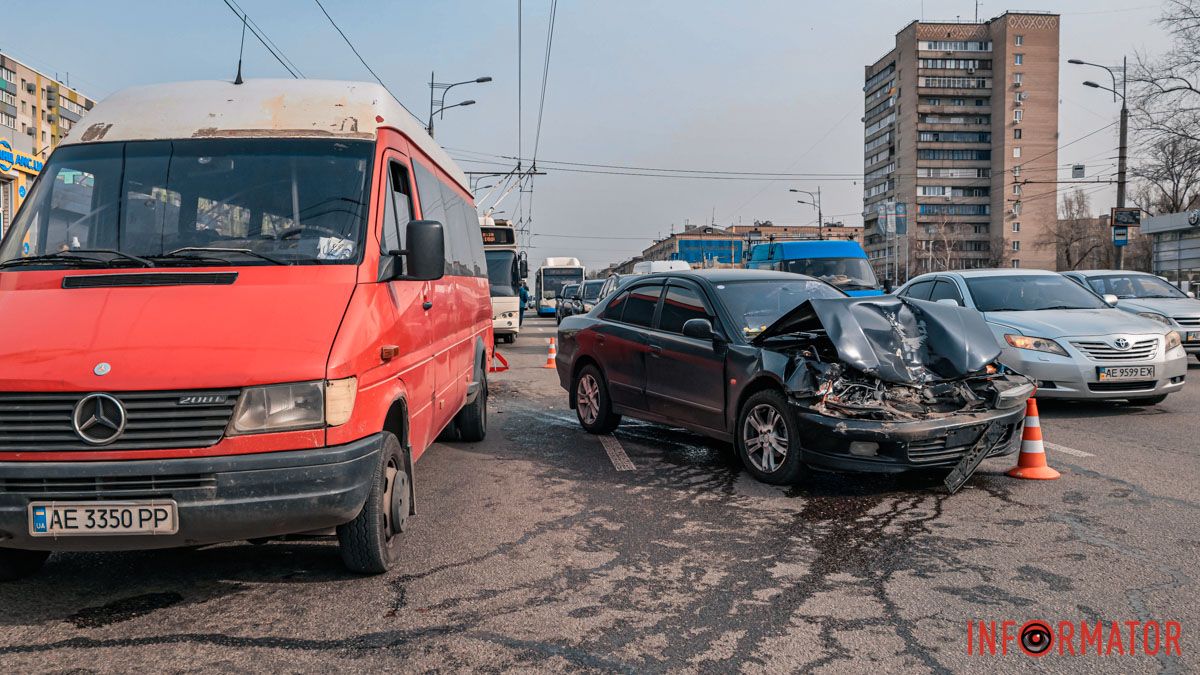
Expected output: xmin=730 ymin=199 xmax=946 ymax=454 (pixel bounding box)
xmin=0 ymin=79 xmax=492 ymax=578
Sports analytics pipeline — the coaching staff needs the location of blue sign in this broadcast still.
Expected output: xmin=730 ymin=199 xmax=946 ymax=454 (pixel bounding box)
xmin=1112 ymin=225 xmax=1129 ymax=247
xmin=17 ymin=185 xmax=25 ymax=198
xmin=0 ymin=139 xmax=12 ymax=173
xmin=0 ymin=138 xmax=43 ymax=174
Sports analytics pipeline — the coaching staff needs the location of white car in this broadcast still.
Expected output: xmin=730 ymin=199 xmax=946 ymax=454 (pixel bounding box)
xmin=1062 ymin=270 xmax=1200 ymax=360
xmin=896 ymin=269 xmax=1187 ymax=405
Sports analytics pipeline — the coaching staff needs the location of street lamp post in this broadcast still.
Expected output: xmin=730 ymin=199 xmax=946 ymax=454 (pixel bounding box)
xmin=427 ymin=73 xmax=492 ymax=138
xmin=788 ymin=187 xmax=823 ymax=239
xmin=1070 ymin=57 xmax=1128 ymax=269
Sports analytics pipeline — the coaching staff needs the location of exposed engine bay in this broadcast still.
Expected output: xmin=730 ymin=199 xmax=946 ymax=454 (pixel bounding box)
xmin=755 ymin=296 xmax=1034 ymax=421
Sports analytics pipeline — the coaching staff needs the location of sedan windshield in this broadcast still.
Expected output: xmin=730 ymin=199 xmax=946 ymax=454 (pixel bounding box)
xmin=780 ymin=257 xmax=878 ymax=290
xmin=713 ymin=279 xmax=846 ymax=337
xmin=1083 ymin=274 xmax=1187 ymax=299
xmin=582 ymin=280 xmax=604 ymax=301
xmin=0 ymin=138 xmax=373 ymax=268
xmin=966 ymin=275 xmax=1109 ymax=311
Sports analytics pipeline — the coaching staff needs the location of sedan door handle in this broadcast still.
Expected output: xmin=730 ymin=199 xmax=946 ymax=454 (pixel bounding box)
xmin=648 ymin=345 xmax=662 ymax=357
xmin=422 ymin=301 xmax=433 ymax=310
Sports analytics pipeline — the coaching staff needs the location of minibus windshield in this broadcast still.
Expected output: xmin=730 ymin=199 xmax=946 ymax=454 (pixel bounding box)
xmin=780 ymin=257 xmax=878 ymax=291
xmin=0 ymin=138 xmax=373 ymax=268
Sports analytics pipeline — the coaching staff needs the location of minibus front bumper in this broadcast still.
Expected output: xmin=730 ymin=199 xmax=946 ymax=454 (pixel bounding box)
xmin=0 ymin=434 xmax=383 ymax=551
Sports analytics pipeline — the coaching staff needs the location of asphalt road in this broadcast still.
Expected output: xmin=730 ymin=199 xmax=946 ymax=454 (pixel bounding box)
xmin=1 ymin=316 xmax=1197 ymax=673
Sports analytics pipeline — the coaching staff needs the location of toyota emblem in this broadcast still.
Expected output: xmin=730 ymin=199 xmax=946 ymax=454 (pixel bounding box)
xmin=72 ymin=393 xmax=127 ymax=445
xmin=1113 ymin=338 xmax=1131 ymax=350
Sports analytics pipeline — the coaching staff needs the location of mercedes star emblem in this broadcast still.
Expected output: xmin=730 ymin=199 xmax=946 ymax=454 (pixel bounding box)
xmin=1113 ymin=338 xmax=1131 ymax=350
xmin=72 ymin=393 xmax=127 ymax=445
xmin=93 ymin=362 xmax=112 ymax=376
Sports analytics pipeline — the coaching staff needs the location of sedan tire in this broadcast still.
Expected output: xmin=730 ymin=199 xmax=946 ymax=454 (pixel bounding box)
xmin=575 ymin=364 xmax=621 ymax=434
xmin=736 ymin=390 xmax=805 ymax=485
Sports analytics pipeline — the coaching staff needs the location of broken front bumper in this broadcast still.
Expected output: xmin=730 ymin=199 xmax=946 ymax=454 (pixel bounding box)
xmin=790 ymin=403 xmax=1027 ymax=473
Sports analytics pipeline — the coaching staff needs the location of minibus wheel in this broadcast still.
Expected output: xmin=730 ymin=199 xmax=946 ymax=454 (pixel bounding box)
xmin=457 ymin=363 xmax=488 ymax=443
xmin=337 ymin=433 xmax=408 ymax=574
xmin=0 ymin=549 xmax=50 ymax=582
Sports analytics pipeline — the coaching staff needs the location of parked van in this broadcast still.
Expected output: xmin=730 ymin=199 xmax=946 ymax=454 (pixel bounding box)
xmin=746 ymin=240 xmax=882 ymax=296
xmin=0 ymin=80 xmax=492 ymax=579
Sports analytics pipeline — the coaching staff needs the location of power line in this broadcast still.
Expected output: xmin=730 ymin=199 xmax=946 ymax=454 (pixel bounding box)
xmin=220 ymin=0 xmax=302 ymax=78
xmin=531 ymin=0 xmax=559 ymax=162
xmin=311 ymin=0 xmax=422 ymax=123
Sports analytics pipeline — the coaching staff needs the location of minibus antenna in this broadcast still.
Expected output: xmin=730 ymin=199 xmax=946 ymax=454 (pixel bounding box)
xmin=234 ymin=11 xmax=248 ymax=84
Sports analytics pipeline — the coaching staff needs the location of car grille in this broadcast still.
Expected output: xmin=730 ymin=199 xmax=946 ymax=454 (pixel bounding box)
xmin=0 ymin=474 xmax=216 ymax=496
xmin=1087 ymin=380 xmax=1157 ymax=392
xmin=1070 ymin=338 xmax=1157 ymax=361
xmin=0 ymin=389 xmax=240 ymax=452
xmin=1173 ymin=316 xmax=1200 ymax=327
xmin=906 ymin=425 xmax=1016 ymax=464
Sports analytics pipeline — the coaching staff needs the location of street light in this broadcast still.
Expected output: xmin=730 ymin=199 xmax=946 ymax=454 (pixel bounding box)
xmin=1069 ymin=56 xmax=1128 ymax=268
xmin=427 ymin=73 xmax=492 ymax=137
xmin=789 ymin=187 xmax=824 ymax=239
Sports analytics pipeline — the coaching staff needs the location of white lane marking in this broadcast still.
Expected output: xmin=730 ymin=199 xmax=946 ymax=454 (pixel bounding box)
xmin=599 ymin=434 xmax=636 ymax=471
xmin=1044 ymin=441 xmax=1094 ymax=458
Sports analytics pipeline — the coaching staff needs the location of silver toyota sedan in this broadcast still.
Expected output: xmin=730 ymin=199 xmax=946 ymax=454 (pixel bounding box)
xmin=1062 ymin=270 xmax=1200 ymax=359
xmin=896 ymin=269 xmax=1187 ymax=404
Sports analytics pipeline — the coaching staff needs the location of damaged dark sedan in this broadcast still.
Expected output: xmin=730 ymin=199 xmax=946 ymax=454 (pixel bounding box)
xmin=555 ymin=270 xmax=1034 ymax=487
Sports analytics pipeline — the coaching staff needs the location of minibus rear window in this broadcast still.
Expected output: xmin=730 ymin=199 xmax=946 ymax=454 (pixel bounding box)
xmin=0 ymin=138 xmax=374 ymax=267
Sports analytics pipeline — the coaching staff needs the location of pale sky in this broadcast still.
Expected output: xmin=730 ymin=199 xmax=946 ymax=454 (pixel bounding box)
xmin=1 ymin=0 xmax=1170 ymax=269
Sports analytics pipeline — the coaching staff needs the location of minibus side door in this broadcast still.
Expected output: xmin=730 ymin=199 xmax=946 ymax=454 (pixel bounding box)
xmin=380 ymin=149 xmax=438 ymax=452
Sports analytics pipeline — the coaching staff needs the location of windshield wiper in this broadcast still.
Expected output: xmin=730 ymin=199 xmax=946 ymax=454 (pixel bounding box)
xmin=1038 ymin=305 xmax=1088 ymax=311
xmin=0 ymin=253 xmax=109 ymax=269
xmin=68 ymin=248 xmax=155 ymax=268
xmin=159 ymin=247 xmax=290 ymax=266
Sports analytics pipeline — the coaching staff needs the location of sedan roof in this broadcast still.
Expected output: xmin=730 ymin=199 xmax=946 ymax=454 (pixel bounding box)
xmin=641 ymin=268 xmax=806 ymax=284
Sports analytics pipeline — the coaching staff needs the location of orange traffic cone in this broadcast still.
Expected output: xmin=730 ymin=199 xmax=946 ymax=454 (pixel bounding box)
xmin=1006 ymin=398 xmax=1060 ymax=480
xmin=542 ymin=337 xmax=557 ymax=369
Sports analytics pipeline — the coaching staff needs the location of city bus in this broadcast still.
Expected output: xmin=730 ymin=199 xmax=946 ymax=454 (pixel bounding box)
xmin=480 ymin=217 xmax=527 ymax=343
xmin=746 ymin=240 xmax=882 ymax=296
xmin=535 ymin=257 xmax=585 ymax=316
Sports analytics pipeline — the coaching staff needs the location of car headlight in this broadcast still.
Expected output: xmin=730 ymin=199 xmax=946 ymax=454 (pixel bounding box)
xmin=228 ymin=377 xmax=357 ymax=435
xmin=1166 ymin=330 xmax=1182 ymax=351
xmin=1005 ymin=334 xmax=1069 ymax=356
xmin=1137 ymin=311 xmax=1172 ymax=326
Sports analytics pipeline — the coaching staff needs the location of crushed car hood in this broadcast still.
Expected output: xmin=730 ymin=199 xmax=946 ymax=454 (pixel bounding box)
xmin=753 ymin=296 xmax=1001 ymax=384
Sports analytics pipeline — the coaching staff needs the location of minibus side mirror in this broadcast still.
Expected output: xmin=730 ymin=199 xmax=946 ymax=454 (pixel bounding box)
xmin=518 ymin=252 xmax=529 ymax=279
xmin=390 ymin=220 xmax=445 ymax=281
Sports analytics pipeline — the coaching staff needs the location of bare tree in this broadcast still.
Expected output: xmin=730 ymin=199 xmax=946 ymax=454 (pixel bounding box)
xmin=1130 ymin=0 xmax=1200 ymax=144
xmin=911 ymin=216 xmax=960 ymax=273
xmin=1035 ymin=190 xmax=1106 ymax=270
xmin=981 ymin=232 xmax=1014 ymax=269
xmin=1130 ymin=135 xmax=1200 ymax=214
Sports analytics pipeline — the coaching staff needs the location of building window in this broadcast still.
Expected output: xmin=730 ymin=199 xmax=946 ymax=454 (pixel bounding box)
xmin=1011 ymin=259 xmax=1021 ymax=268
xmin=974 ymin=224 xmax=988 ymax=234
xmin=919 ymin=40 xmax=993 ymax=51
xmin=1013 ymin=165 xmax=1022 ymax=177
xmin=1012 ymin=184 xmax=1022 ymax=195
xmin=1015 ymin=35 xmax=1024 ymax=46
xmin=1012 ymin=202 xmax=1022 ymax=215
xmin=1012 ymin=240 xmax=1021 ymax=251
xmin=1012 ymin=222 xmax=1021 ymax=232
xmin=1013 ymin=147 xmax=1022 ymax=158
xmin=1013 ymin=73 xmax=1023 ymax=86
xmin=1013 ymin=128 xmax=1022 ymax=139
xmin=0 ymin=66 xmax=15 ymax=83
xmin=975 ymin=98 xmax=987 ymax=106
xmin=0 ymin=91 xmax=13 ymax=106
xmin=0 ymin=113 xmax=14 ymax=129
xmin=1014 ymin=54 xmax=1024 ymax=65
xmin=1013 ymin=109 xmax=1023 ymax=122
xmin=41 ymin=130 xmax=46 ymax=142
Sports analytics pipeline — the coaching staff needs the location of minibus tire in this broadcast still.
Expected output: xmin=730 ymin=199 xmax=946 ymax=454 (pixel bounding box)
xmin=337 ymin=433 xmax=407 ymax=574
xmin=457 ymin=366 xmax=488 ymax=443
xmin=0 ymin=549 xmax=50 ymax=582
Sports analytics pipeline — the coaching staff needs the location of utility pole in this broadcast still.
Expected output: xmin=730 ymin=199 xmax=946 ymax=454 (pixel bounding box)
xmin=1115 ymin=55 xmax=1128 ymax=271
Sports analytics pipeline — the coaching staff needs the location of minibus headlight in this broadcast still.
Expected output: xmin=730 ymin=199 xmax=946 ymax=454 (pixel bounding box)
xmin=229 ymin=381 xmax=325 ymax=435
xmin=325 ymin=377 xmax=358 ymax=427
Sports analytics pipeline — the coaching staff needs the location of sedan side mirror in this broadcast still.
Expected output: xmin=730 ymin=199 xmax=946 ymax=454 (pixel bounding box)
xmin=1188 ymin=291 xmax=1196 ymax=299
xmin=935 ymin=298 xmax=961 ymax=306
xmin=1103 ymin=293 xmax=1119 ymax=306
xmin=682 ymin=318 xmax=715 ymax=340
xmin=390 ymin=220 xmax=445 ymax=281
